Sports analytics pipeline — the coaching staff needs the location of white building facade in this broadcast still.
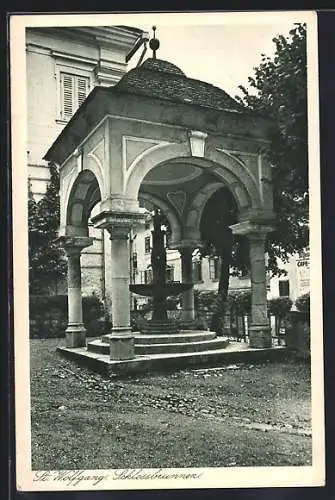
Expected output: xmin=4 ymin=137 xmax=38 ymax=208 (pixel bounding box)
xmin=26 ymin=26 xmax=149 ymax=300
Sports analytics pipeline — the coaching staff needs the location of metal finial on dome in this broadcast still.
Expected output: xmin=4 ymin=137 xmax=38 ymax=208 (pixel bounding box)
xmin=149 ymin=25 xmax=160 ymax=59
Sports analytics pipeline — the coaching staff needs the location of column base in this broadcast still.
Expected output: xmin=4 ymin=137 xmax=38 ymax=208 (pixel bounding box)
xmin=248 ymin=325 xmax=272 ymax=349
xmin=111 ymin=326 xmax=132 ymax=335
xmin=109 ymin=334 xmax=135 ymax=360
xmin=179 ymin=318 xmax=196 ymax=330
xmin=65 ymin=324 xmax=87 ymax=348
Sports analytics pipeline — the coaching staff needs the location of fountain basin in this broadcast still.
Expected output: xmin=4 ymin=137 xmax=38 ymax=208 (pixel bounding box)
xmin=129 ymin=282 xmax=192 ymax=297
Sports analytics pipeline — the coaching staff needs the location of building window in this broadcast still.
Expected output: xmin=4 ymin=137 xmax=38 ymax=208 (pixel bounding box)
xmin=144 ymin=268 xmax=153 ymax=284
xmin=266 ymin=273 xmax=271 ymax=291
xmin=279 ymin=280 xmax=290 ymax=297
xmin=209 ymin=258 xmax=220 ymax=281
xmin=144 ymin=236 xmax=151 ymax=254
xmin=132 ymin=252 xmax=138 ymax=271
xmin=166 ymin=265 xmax=174 ymax=283
xmin=60 ymin=72 xmax=90 ymax=120
xmin=192 ymin=260 xmax=203 ymax=283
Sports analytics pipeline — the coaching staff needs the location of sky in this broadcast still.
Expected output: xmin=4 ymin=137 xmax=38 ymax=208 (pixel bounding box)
xmin=127 ymin=16 xmax=306 ymax=99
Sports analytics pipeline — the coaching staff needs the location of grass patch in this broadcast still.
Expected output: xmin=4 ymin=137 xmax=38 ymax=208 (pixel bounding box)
xmin=30 ymin=338 xmax=312 ymax=469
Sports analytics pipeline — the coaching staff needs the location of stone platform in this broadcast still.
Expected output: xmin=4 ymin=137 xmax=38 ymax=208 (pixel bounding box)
xmin=57 ymin=330 xmax=286 ymax=377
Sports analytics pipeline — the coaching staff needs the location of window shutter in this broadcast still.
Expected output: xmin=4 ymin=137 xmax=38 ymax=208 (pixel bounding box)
xmin=77 ymin=76 xmax=89 ymax=107
xmin=61 ymin=73 xmax=74 ymax=120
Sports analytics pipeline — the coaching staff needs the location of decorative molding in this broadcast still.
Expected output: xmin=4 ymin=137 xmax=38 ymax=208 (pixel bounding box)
xmin=124 ymin=140 xmax=172 ymax=192
xmin=56 ymin=115 xmax=185 ymax=167
xmin=28 ymin=26 xmax=143 ymax=53
xmin=122 ymin=136 xmax=161 ymax=173
xmin=87 ymin=139 xmax=104 ymax=172
xmin=167 ymin=191 xmax=187 ymax=216
xmin=222 ymin=148 xmax=259 ymax=158
xmin=230 ymin=220 xmax=275 ymax=236
xmin=51 ymin=50 xmax=98 ymax=67
xmin=216 ymin=147 xmax=259 ymax=193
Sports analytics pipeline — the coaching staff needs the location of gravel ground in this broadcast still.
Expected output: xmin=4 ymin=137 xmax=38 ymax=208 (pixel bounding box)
xmin=30 ymin=338 xmax=312 ymax=469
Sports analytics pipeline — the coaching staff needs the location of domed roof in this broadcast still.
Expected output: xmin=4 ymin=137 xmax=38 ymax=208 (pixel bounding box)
xmin=140 ymin=58 xmax=185 ymax=76
xmin=114 ymin=57 xmax=244 ymax=113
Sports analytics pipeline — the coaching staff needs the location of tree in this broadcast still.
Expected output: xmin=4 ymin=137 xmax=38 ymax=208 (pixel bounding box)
xmin=199 ymin=24 xmax=308 ymax=330
xmin=28 ymin=165 xmax=67 ymax=293
xmin=237 ymin=23 xmax=308 ymax=274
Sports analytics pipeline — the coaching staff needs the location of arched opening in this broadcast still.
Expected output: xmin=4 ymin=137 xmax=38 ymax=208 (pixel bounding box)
xmin=65 ymin=170 xmax=105 ymax=299
xmin=125 ymin=143 xmax=261 ymax=215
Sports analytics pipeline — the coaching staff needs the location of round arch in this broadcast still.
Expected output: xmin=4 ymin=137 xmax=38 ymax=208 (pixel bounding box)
xmin=66 ymin=169 xmax=102 ymax=236
xmin=185 ymin=182 xmax=228 ymax=237
xmin=124 ymin=142 xmax=190 ymax=199
xmin=138 ymin=192 xmax=182 ymax=245
xmin=124 ymin=141 xmax=261 ymax=212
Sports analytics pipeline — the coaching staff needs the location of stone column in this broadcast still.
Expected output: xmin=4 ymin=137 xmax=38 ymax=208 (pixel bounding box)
xmin=106 ymin=225 xmax=135 ymax=361
xmin=180 ymin=247 xmax=195 ymax=323
xmin=248 ymin=231 xmax=271 ymax=348
xmin=92 ymin=208 xmax=147 ymax=360
xmin=61 ymin=237 xmax=93 ymax=348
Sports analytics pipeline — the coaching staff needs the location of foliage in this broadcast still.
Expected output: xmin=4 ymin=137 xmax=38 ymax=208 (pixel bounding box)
xmin=295 ymin=292 xmax=310 ymax=312
xmin=194 ymin=290 xmax=217 ymax=310
xmin=268 ymin=297 xmax=293 ymax=317
xmin=29 ymin=294 xmax=106 ymax=338
xmin=228 ymin=290 xmax=252 ymax=316
xmin=236 ymin=23 xmax=308 ymax=274
xmin=28 ymin=165 xmax=67 ymax=293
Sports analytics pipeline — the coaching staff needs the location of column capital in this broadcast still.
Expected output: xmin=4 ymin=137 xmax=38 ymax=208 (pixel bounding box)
xmin=230 ymin=220 xmax=274 ymax=240
xmin=56 ymin=236 xmax=94 ymax=255
xmin=169 ymin=239 xmax=202 ymax=251
xmin=91 ymin=210 xmax=147 ymax=237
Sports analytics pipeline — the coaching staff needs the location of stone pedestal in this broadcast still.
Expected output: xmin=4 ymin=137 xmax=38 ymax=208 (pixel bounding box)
xmin=109 ymin=334 xmax=135 ymax=360
xmin=180 ymin=247 xmax=195 ymax=322
xmin=60 ymin=236 xmax=93 ymax=348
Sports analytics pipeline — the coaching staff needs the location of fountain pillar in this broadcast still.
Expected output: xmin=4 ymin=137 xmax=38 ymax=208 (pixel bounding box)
xmin=180 ymin=247 xmax=195 ymax=322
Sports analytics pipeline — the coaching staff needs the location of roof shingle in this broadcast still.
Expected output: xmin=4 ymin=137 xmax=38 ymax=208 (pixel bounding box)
xmin=114 ymin=57 xmax=244 ymax=113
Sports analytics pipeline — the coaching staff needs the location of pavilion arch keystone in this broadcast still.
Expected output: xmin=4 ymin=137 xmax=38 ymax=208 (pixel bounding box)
xmin=188 ymin=130 xmax=208 ymax=157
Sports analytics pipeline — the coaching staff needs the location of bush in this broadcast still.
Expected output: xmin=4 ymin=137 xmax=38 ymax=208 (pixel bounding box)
xmin=228 ymin=290 xmax=251 ymax=315
xmin=29 ymin=294 xmax=106 ymax=339
xmin=295 ymin=292 xmax=310 ymax=313
xmin=268 ymin=297 xmax=293 ymax=318
xmin=130 ymin=311 xmax=146 ymax=332
xmin=29 ymin=294 xmax=68 ymax=316
xmin=194 ymin=290 xmax=217 ymax=311
xmin=82 ymin=294 xmax=105 ymax=323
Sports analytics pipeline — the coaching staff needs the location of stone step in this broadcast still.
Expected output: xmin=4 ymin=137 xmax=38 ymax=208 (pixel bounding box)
xmin=87 ymin=337 xmax=229 ymax=355
xmin=136 ymin=338 xmax=230 ymax=355
xmin=57 ymin=344 xmax=287 ymax=377
xmin=102 ymin=331 xmax=216 ymax=344
xmin=135 ymin=331 xmax=216 ymax=345
xmin=140 ymin=328 xmax=180 ymax=335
